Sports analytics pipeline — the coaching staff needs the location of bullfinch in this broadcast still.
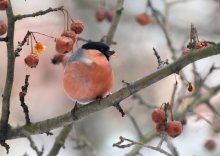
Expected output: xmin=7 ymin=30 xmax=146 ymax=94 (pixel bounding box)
xmin=63 ymin=42 xmax=115 ymax=104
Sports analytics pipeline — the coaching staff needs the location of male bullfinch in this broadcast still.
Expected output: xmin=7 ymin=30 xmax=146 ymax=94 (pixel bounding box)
xmin=63 ymin=42 xmax=115 ymax=104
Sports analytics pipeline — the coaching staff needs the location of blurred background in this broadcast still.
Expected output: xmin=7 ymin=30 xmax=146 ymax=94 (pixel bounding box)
xmin=0 ymin=0 xmax=220 ymax=155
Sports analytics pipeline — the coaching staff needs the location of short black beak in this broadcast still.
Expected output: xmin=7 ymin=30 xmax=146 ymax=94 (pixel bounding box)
xmin=107 ymin=50 xmax=115 ymax=57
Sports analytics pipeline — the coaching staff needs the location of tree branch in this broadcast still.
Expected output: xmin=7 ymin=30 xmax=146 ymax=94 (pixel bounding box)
xmin=14 ymin=6 xmax=64 ymax=21
xmin=47 ymin=124 xmax=72 ymax=156
xmin=105 ymin=0 xmax=124 ymax=46
xmin=4 ymin=43 xmax=220 ymax=140
xmin=0 ymin=0 xmax=15 ymax=141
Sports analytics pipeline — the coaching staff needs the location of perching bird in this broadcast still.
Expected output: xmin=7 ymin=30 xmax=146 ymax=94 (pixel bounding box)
xmin=63 ymin=42 xmax=115 ymax=104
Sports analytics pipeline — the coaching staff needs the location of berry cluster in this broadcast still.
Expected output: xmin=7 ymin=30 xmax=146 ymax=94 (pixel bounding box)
xmin=135 ymin=13 xmax=151 ymax=26
xmin=95 ymin=7 xmax=115 ymax=22
xmin=0 ymin=0 xmax=9 ymax=36
xmin=151 ymin=103 xmax=183 ymax=138
xmin=56 ymin=20 xmax=84 ymax=54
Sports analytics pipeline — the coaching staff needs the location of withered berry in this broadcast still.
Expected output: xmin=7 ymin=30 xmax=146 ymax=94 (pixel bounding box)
xmin=56 ymin=36 xmax=74 ymax=54
xmin=24 ymin=53 xmax=39 ymax=68
xmin=70 ymin=20 xmax=84 ymax=34
xmin=152 ymin=108 xmax=166 ymax=124
xmin=166 ymin=121 xmax=183 ymax=137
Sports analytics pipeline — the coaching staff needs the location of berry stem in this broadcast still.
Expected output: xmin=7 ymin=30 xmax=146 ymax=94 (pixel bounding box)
xmin=31 ymin=31 xmax=55 ymax=39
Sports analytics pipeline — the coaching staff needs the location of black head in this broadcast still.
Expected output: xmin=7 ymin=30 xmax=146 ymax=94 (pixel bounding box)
xmin=81 ymin=42 xmax=115 ymax=60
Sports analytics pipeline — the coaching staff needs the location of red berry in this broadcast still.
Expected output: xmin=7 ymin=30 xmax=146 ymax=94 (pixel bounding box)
xmin=105 ymin=9 xmax=115 ymax=22
xmin=61 ymin=30 xmax=76 ymax=42
xmin=204 ymin=139 xmax=216 ymax=151
xmin=0 ymin=0 xmax=9 ymax=10
xmin=182 ymin=48 xmax=191 ymax=56
xmin=95 ymin=7 xmax=106 ymax=22
xmin=0 ymin=20 xmax=7 ymax=36
xmin=55 ymin=36 xmax=74 ymax=54
xmin=166 ymin=121 xmax=182 ymax=137
xmin=152 ymin=108 xmax=166 ymax=124
xmin=135 ymin=13 xmax=151 ymax=26
xmin=24 ymin=53 xmax=39 ymax=68
xmin=196 ymin=41 xmax=208 ymax=49
xmin=70 ymin=20 xmax=84 ymax=34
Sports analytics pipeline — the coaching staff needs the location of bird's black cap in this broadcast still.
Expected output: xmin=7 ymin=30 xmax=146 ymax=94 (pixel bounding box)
xmin=82 ymin=42 xmax=115 ymax=60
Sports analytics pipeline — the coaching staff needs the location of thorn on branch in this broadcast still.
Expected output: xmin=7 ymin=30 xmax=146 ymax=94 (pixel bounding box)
xmin=113 ymin=102 xmax=125 ymax=117
xmin=153 ymin=48 xmax=169 ymax=69
xmin=19 ymin=74 xmax=31 ymax=124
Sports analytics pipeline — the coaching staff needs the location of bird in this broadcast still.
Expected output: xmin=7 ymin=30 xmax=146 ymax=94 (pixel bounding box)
xmin=63 ymin=41 xmax=115 ymax=104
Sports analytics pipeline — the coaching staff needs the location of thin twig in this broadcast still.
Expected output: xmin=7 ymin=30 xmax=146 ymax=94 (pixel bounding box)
xmin=131 ymin=94 xmax=156 ymax=109
xmin=27 ymin=136 xmax=44 ymax=156
xmin=153 ymin=47 xmax=169 ymax=69
xmin=126 ymin=111 xmax=144 ymax=139
xmin=105 ymin=0 xmax=124 ymax=46
xmin=15 ymin=6 xmax=64 ymax=21
xmin=47 ymin=124 xmax=72 ymax=156
xmin=15 ymin=31 xmax=31 ymax=56
xmin=19 ymin=75 xmax=31 ymax=124
xmin=113 ymin=136 xmax=173 ymax=156
xmin=148 ymin=0 xmax=176 ymax=59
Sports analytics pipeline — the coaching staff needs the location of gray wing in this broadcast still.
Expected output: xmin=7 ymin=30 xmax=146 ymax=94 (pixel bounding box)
xmin=67 ymin=48 xmax=93 ymax=65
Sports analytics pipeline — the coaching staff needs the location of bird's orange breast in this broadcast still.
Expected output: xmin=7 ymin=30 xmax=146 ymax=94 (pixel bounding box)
xmin=63 ymin=50 xmax=113 ymax=103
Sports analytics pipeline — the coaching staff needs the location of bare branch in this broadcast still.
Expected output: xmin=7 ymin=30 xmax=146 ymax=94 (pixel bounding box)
xmin=14 ymin=6 xmax=64 ymax=21
xmin=148 ymin=0 xmax=176 ymax=59
xmin=0 ymin=0 xmax=16 ymax=144
xmin=113 ymin=136 xmax=173 ymax=156
xmin=19 ymin=75 xmax=31 ymax=124
xmin=126 ymin=111 xmax=144 ymax=139
xmin=27 ymin=136 xmax=44 ymax=156
xmin=105 ymin=0 xmax=124 ymax=45
xmin=5 ymin=43 xmax=220 ymax=140
xmin=47 ymin=124 xmax=72 ymax=156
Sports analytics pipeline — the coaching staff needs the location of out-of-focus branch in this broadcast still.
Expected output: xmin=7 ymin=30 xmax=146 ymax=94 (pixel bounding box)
xmin=14 ymin=6 xmax=64 ymax=21
xmin=47 ymin=124 xmax=73 ymax=156
xmin=105 ymin=0 xmax=124 ymax=46
xmin=126 ymin=112 xmax=144 ymax=140
xmin=148 ymin=0 xmax=176 ymax=60
xmin=27 ymin=136 xmax=44 ymax=156
xmin=5 ymin=43 xmax=220 ymax=140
